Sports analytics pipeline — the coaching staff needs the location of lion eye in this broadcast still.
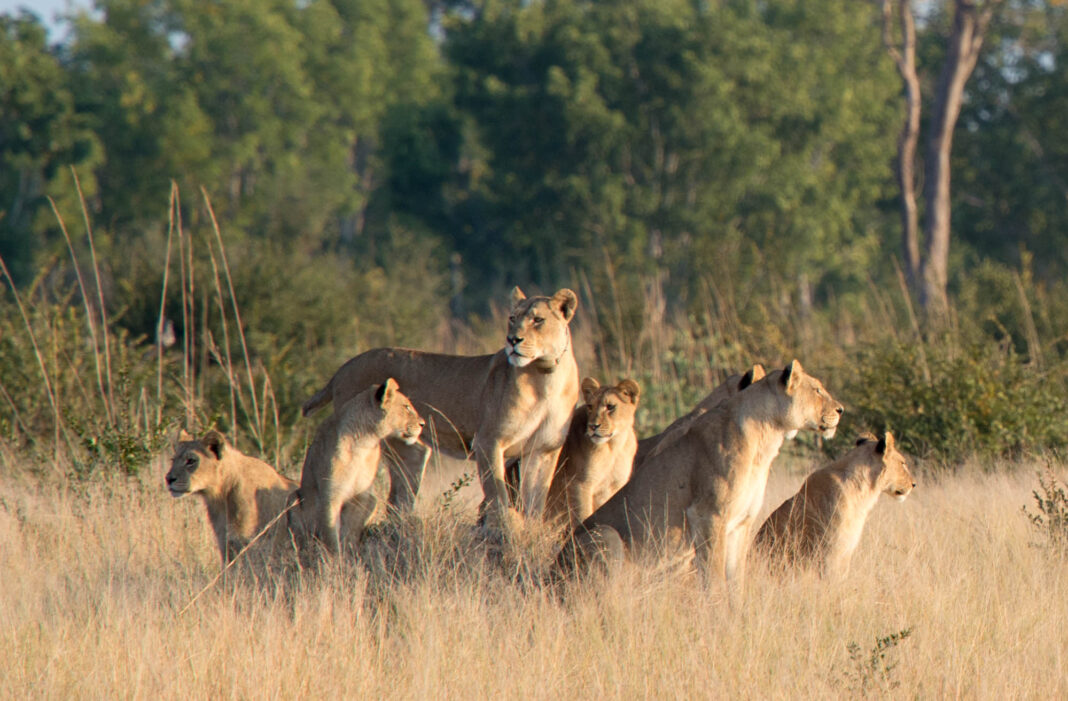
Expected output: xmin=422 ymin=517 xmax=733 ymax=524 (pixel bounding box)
xmin=533 ymin=317 xmax=544 ymax=325
xmin=606 ymin=403 xmax=616 ymax=413
xmin=508 ymin=315 xmax=516 ymax=324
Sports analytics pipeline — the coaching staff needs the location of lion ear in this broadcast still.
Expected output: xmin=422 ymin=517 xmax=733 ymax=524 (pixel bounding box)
xmin=201 ymin=430 xmax=226 ymax=459
xmin=552 ymin=289 xmax=578 ymax=322
xmin=875 ymin=434 xmax=888 ymax=455
xmin=855 ymin=432 xmax=878 ymax=446
xmin=616 ymin=379 xmax=640 ymax=404
xmin=376 ymin=378 xmax=399 ymax=406
xmin=177 ymin=428 xmax=194 ymax=443
xmin=510 ymin=286 xmax=526 ymax=307
xmin=781 ymin=359 xmax=802 ymax=392
xmin=880 ymin=431 xmax=894 ymax=454
xmin=581 ymin=377 xmax=601 ymax=406
xmin=738 ymin=363 xmax=764 ymax=391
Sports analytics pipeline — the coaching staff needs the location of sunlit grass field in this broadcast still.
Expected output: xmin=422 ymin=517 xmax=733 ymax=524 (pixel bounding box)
xmin=2 ymin=451 xmax=1065 ymax=699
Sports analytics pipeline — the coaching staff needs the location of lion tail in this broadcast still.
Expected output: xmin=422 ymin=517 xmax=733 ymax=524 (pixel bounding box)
xmin=301 ymin=384 xmax=331 ymax=417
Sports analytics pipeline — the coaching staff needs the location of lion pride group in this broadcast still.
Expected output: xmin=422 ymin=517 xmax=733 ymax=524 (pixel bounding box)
xmin=167 ymin=288 xmax=916 ymax=594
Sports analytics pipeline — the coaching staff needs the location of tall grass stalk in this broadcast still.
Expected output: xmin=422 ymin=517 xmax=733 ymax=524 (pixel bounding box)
xmin=0 ymin=255 xmax=63 ymax=467
xmin=201 ymin=188 xmax=261 ymax=439
xmin=70 ymin=166 xmax=116 ymax=418
xmin=156 ymin=184 xmax=177 ymax=427
xmin=49 ymin=196 xmax=111 ymax=426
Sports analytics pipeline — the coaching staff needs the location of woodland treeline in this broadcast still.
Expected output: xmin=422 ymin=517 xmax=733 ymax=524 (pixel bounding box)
xmin=2 ymin=0 xmax=1068 ymax=467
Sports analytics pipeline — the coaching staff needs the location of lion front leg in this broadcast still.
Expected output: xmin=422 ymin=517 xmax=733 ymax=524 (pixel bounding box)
xmin=518 ymin=447 xmax=563 ymax=519
xmin=686 ymin=502 xmax=729 ymax=586
xmin=566 ymin=480 xmax=596 ymax=529
xmin=340 ymin=490 xmax=378 ymax=546
xmin=473 ymin=439 xmax=511 ymax=521
xmin=383 ymin=439 xmax=431 ymax=514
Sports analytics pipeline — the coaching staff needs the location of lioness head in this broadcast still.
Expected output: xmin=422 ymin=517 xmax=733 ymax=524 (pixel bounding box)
xmin=505 ymin=287 xmax=578 ymax=369
xmin=374 ymin=378 xmax=424 ymax=445
xmin=581 ymin=377 xmax=640 ymax=445
xmin=775 ymin=359 xmax=844 ymax=439
xmin=166 ymin=429 xmax=228 ymax=497
xmin=856 ymin=431 xmax=915 ymax=501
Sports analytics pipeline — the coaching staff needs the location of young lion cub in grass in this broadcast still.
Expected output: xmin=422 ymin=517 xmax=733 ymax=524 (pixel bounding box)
xmin=545 ymin=377 xmax=641 ymax=529
xmin=294 ymin=378 xmax=424 ymax=556
xmin=166 ymin=429 xmax=297 ymax=567
xmin=754 ymin=431 xmax=915 ymax=577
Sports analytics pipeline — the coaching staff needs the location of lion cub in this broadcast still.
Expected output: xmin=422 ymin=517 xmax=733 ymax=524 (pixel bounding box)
xmin=545 ymin=377 xmax=640 ymax=529
xmin=166 ymin=430 xmax=297 ymax=566
xmin=755 ymin=431 xmax=915 ymax=577
xmin=295 ymin=378 xmax=424 ymax=555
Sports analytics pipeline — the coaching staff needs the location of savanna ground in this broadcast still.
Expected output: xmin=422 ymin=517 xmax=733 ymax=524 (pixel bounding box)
xmin=2 ymin=446 xmax=1065 ymax=699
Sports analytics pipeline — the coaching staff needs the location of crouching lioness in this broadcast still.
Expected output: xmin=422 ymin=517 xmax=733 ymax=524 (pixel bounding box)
xmin=556 ymin=360 xmax=843 ymax=595
xmin=166 ymin=430 xmax=297 ymax=566
xmin=754 ymin=431 xmax=915 ymax=577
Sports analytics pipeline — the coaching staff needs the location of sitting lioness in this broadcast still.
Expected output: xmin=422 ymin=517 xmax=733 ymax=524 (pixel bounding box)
xmin=633 ymin=364 xmax=766 ymax=467
xmin=302 ymin=287 xmax=579 ymax=524
xmin=166 ymin=430 xmax=297 ymax=566
xmin=294 ymin=378 xmax=424 ymax=555
xmin=754 ymin=431 xmax=915 ymax=577
xmin=557 ymin=360 xmax=843 ymax=593
xmin=545 ymin=377 xmax=641 ymax=529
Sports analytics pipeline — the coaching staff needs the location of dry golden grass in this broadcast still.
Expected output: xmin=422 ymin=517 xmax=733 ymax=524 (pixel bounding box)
xmin=2 ymin=454 xmax=1066 ymax=699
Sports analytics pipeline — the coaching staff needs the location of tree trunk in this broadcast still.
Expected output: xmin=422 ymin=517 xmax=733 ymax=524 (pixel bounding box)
xmin=882 ymin=0 xmax=921 ymax=289
xmin=882 ymin=0 xmax=1001 ymax=320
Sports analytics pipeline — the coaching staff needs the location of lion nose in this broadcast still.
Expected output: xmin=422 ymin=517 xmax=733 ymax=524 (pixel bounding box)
xmin=912 ymin=481 xmax=917 ymax=488
xmin=835 ymin=406 xmax=844 ymax=415
xmin=419 ymin=419 xmax=426 ymax=427
xmin=589 ymin=422 xmax=600 ymax=432
xmin=165 ymin=474 xmax=176 ymax=485
xmin=507 ymin=335 xmax=522 ymax=346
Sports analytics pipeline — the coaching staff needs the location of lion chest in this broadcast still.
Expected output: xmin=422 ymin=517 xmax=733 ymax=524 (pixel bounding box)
xmin=494 ymin=371 xmax=577 ymax=453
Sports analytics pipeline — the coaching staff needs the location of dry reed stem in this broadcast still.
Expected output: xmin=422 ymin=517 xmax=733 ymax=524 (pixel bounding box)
xmin=156 ymin=184 xmax=177 ymax=427
xmin=0 ymin=255 xmax=63 ymax=467
xmin=69 ymin=167 xmax=115 ymax=419
xmin=204 ymin=246 xmax=240 ymax=444
xmin=200 ymin=188 xmax=261 ymax=435
xmin=48 ymin=196 xmax=111 ymax=426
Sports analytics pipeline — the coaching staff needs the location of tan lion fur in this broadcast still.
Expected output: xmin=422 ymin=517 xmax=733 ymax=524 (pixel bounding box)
xmin=545 ymin=377 xmax=640 ymax=529
xmin=301 ymin=287 xmax=579 ymax=523
xmin=556 ymin=360 xmax=843 ymax=594
xmin=166 ymin=430 xmax=297 ymax=566
xmin=294 ymin=379 xmax=424 ymax=555
xmin=633 ymin=364 xmax=766 ymax=467
xmin=755 ymin=431 xmax=915 ymax=577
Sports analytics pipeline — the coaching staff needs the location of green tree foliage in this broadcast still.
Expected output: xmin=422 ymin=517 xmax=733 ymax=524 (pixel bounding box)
xmin=0 ymin=11 xmax=97 ymax=283
xmin=954 ymin=3 xmax=1068 ymax=280
xmin=445 ymin=0 xmax=899 ymax=302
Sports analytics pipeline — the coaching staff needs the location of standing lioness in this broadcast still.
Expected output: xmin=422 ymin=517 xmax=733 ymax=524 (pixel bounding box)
xmin=558 ymin=361 xmax=843 ymax=594
xmin=303 ymin=287 xmax=579 ymax=523
xmin=755 ymin=431 xmax=915 ymax=577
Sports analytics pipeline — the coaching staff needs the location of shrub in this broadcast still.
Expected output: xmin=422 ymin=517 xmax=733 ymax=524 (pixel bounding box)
xmin=844 ymin=340 xmax=1068 ymax=462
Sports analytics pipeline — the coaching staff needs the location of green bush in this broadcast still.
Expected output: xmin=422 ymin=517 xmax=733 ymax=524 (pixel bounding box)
xmin=844 ymin=340 xmax=1068 ymax=462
